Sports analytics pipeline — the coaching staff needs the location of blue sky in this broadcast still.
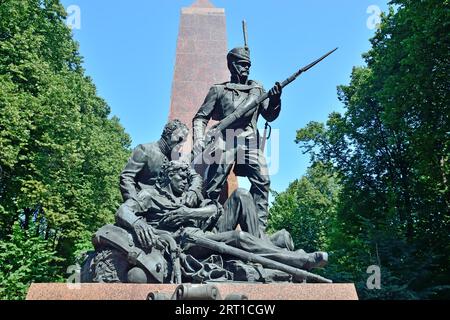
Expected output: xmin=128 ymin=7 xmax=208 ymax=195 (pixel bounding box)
xmin=60 ymin=0 xmax=389 ymax=200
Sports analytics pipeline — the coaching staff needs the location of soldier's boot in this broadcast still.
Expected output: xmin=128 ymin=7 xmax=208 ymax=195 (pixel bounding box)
xmin=302 ymin=252 xmax=328 ymax=270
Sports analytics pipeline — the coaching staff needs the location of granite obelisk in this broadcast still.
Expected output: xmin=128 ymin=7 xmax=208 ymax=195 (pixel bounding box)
xmin=168 ymin=0 xmax=238 ymax=196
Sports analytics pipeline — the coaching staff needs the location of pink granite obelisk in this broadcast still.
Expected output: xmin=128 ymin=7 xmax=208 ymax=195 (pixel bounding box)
xmin=168 ymin=0 xmax=228 ymax=125
xmin=168 ymin=0 xmax=238 ymax=196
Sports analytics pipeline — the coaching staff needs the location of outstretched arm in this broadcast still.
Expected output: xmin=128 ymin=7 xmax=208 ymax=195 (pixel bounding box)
xmin=160 ymin=204 xmax=220 ymax=231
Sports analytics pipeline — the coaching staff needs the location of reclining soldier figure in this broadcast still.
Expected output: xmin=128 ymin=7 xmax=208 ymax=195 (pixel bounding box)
xmin=84 ymin=161 xmax=328 ymax=283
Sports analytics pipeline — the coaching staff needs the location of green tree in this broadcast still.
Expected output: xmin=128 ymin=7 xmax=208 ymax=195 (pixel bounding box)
xmin=0 ymin=219 xmax=63 ymax=300
xmin=0 ymin=0 xmax=131 ymax=299
xmin=286 ymin=0 xmax=448 ymax=299
xmin=268 ymin=162 xmax=341 ymax=253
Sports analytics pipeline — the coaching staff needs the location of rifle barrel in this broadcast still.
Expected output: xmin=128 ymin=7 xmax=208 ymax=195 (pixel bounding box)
xmin=213 ymin=48 xmax=338 ymax=134
xmin=187 ymin=233 xmax=332 ymax=283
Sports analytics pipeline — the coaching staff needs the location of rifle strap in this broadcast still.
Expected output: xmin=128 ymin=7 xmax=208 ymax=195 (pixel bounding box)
xmin=261 ymin=121 xmax=272 ymax=152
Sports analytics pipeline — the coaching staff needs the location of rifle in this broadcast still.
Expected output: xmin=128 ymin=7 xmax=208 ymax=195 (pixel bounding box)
xmin=196 ymin=48 xmax=338 ymax=157
xmin=183 ymin=231 xmax=332 ymax=283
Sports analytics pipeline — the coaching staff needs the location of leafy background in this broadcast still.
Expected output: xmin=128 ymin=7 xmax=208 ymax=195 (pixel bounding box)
xmin=269 ymin=0 xmax=449 ymax=300
xmin=0 ymin=0 xmax=130 ymax=299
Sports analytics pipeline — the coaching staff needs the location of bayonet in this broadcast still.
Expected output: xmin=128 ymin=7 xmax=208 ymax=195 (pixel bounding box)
xmin=199 ymin=48 xmax=338 ymax=151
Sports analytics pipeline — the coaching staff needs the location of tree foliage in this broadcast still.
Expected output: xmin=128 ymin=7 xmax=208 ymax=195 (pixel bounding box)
xmin=268 ymin=162 xmax=341 ymax=253
xmin=271 ymin=0 xmax=449 ymax=299
xmin=0 ymin=0 xmax=131 ymax=299
xmin=0 ymin=219 xmax=63 ymax=300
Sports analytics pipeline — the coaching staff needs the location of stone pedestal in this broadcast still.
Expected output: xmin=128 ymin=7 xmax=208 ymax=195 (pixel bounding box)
xmin=26 ymin=283 xmax=358 ymax=300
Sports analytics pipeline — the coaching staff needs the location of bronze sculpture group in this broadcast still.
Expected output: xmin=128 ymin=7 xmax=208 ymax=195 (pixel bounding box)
xmin=81 ymin=27 xmax=336 ymax=284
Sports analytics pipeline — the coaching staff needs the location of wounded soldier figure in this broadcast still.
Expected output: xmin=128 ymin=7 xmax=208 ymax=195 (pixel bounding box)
xmin=81 ymin=161 xmax=328 ymax=284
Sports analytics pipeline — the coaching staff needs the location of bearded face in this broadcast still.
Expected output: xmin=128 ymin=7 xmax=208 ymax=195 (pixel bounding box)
xmin=227 ymin=47 xmax=251 ymax=84
xmin=230 ymin=60 xmax=251 ymax=83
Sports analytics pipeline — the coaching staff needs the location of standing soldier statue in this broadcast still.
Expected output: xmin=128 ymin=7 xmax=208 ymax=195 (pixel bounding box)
xmin=192 ymin=21 xmax=282 ymax=236
xmin=192 ymin=21 xmax=337 ymax=237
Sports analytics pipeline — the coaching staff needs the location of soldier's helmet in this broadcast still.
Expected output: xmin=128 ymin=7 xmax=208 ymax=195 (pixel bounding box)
xmin=227 ymin=46 xmax=251 ymax=65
